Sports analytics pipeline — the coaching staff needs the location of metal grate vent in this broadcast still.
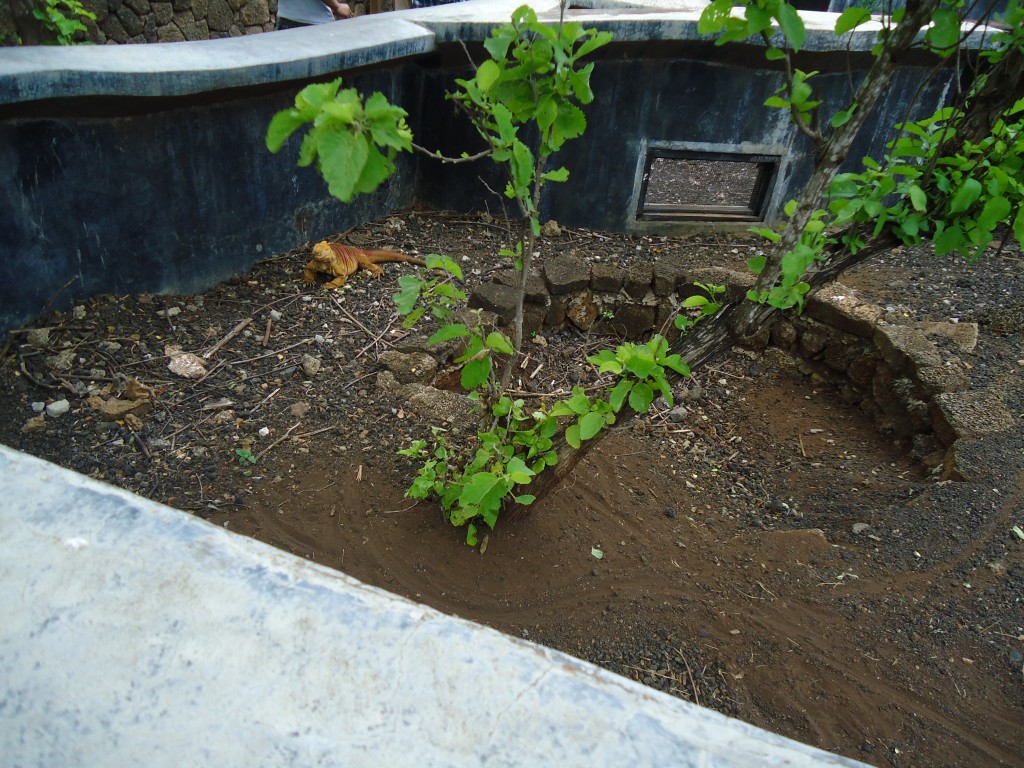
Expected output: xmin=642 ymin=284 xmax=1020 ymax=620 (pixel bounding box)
xmin=638 ymin=150 xmax=779 ymax=223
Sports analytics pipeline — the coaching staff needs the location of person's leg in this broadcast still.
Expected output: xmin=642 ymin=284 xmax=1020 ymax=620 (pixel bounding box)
xmin=275 ymin=17 xmax=311 ymax=30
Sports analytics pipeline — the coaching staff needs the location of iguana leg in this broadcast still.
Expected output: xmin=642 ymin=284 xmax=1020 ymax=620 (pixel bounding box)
xmin=324 ymin=275 xmax=348 ymax=289
xmin=303 ymin=262 xmax=318 ymax=284
xmin=356 ymin=253 xmax=385 ymax=278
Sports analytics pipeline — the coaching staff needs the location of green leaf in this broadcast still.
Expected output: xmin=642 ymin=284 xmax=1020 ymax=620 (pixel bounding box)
xmin=485 ymin=331 xmax=515 ymax=355
xmin=466 ymin=524 xmax=478 ymax=546
xmin=628 ymin=381 xmax=654 ymax=413
xmin=926 ymin=8 xmax=961 ymax=57
xmin=1013 ymin=204 xmax=1024 ymax=244
xmin=978 ymin=195 xmax=1011 ymax=231
xmin=565 ymin=423 xmax=581 ymax=449
xmin=834 ymin=7 xmax=871 ymax=35
xmin=461 ymin=356 xmax=492 ymax=389
xmin=476 ymin=59 xmax=501 ymax=92
xmin=579 ymin=411 xmax=604 ymax=441
xmin=662 ymin=355 xmax=691 ymax=377
xmin=425 ymin=254 xmax=463 ymax=280
xmin=266 ymin=109 xmax=307 ymax=153
xmin=460 ymin=471 xmax=505 ymax=507
xmin=899 ymin=214 xmax=920 ymax=239
xmin=949 ymin=178 xmax=982 ymax=213
xmin=586 ymin=349 xmax=617 ymax=366
xmin=401 ymin=306 xmax=425 ymax=330
xmin=364 ymin=93 xmax=412 ymax=152
xmin=747 ymin=255 xmax=767 ymax=273
xmin=295 ymin=79 xmax=343 ymax=112
xmin=393 ymin=276 xmax=421 ymax=315
xmin=541 ymin=167 xmax=570 ymax=183
xmin=764 ymin=47 xmax=786 ymax=61
xmin=506 ymin=456 xmax=536 ymax=484
xmin=776 ymin=3 xmax=806 ymax=52
xmin=681 ymin=295 xmax=709 ymax=308
xmin=624 ymin=354 xmax=658 ymax=380
xmin=744 ymin=4 xmax=772 ymax=34
xmin=908 ymin=184 xmax=928 ymax=212
xmin=510 ymin=140 xmax=535 ymax=194
xmin=566 ymin=390 xmax=592 ymax=415
xmin=318 ymin=130 xmax=369 ymax=204
xmin=515 ymin=494 xmax=537 ymax=505
xmin=352 ymin=145 xmax=393 ymax=196
xmin=608 ymin=378 xmax=632 ymax=412
xmin=553 ymin=103 xmax=587 ymax=144
xmin=428 ymin=324 xmax=471 ymax=344
xmin=934 ymin=222 xmax=966 ymax=256
xmin=591 ymin=547 xmax=603 ymax=559
xmin=830 ymin=109 xmax=853 ymax=128
xmin=697 ymin=0 xmax=734 ymax=34
xmin=296 ymin=131 xmax=319 ymax=168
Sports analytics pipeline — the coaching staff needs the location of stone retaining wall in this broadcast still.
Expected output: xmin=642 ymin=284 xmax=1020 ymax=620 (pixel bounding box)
xmin=3 ymin=0 xmax=393 ymax=45
xmin=468 ymin=256 xmax=1015 ymax=479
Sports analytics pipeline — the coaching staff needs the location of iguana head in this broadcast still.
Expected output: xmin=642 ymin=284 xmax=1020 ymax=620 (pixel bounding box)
xmin=309 ymin=240 xmax=333 ymax=268
xmin=309 ymin=240 xmax=336 ymax=271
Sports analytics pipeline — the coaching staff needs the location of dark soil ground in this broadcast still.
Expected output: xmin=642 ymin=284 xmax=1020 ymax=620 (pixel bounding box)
xmin=2 ymin=209 xmax=1022 ymax=767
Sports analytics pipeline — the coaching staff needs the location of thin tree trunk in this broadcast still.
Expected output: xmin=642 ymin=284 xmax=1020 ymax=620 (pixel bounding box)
xmin=520 ymin=1 xmax=949 ymax=510
xmin=747 ymin=0 xmax=943 ymax=313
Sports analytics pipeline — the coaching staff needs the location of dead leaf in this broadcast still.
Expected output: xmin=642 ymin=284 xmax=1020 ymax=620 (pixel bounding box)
xmin=125 ymin=378 xmax=161 ymax=401
xmin=166 ymin=348 xmax=207 ymax=379
xmin=86 ymin=395 xmax=152 ymax=419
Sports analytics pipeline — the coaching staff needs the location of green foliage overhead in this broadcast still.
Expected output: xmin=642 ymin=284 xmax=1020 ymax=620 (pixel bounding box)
xmin=449 ymin=4 xmax=612 ymax=226
xmin=33 ymin=0 xmax=95 ymax=45
xmin=266 ymin=79 xmax=413 ymax=203
xmin=711 ymin=0 xmax=1024 ymax=311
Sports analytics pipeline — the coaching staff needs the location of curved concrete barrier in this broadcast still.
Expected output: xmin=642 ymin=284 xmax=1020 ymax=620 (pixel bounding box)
xmin=0 ymin=445 xmax=867 ymax=767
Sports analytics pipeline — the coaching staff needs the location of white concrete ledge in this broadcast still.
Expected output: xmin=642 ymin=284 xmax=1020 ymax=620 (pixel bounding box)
xmin=0 ymin=16 xmax=435 ymax=103
xmin=0 ymin=445 xmax=866 ymax=767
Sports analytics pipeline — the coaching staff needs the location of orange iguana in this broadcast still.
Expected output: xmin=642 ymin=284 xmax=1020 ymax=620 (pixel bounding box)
xmin=303 ymin=241 xmax=427 ymax=289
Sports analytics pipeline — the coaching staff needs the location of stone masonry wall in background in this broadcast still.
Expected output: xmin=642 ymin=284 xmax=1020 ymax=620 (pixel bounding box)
xmin=3 ymin=0 xmax=394 ymax=45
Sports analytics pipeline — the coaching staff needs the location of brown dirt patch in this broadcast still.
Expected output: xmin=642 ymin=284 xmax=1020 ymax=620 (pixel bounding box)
xmin=2 ymin=209 xmax=1021 ymax=767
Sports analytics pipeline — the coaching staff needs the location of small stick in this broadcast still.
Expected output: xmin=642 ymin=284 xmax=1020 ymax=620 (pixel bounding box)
xmin=798 ymin=433 xmax=807 ymax=458
xmin=290 ymin=424 xmax=337 ymax=440
xmin=245 ymin=387 xmax=281 ymax=416
xmin=165 ymin=411 xmax=218 ymax=440
xmin=256 ymin=421 xmax=301 ymax=461
xmin=131 ymin=431 xmax=152 ymax=460
xmin=340 ymin=371 xmax=378 ymax=391
xmin=682 ymin=655 xmax=700 ymax=707
xmin=204 ymin=318 xmax=253 ymax=359
xmin=231 ymin=338 xmax=311 ymax=365
xmin=262 ymin=317 xmax=272 ymax=346
xmin=331 ymin=294 xmax=395 ymax=354
xmin=194 ymin=359 xmax=227 ymax=385
xmin=354 ymin=314 xmax=400 ymax=361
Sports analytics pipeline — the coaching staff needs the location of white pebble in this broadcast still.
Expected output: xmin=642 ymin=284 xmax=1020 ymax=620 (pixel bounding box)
xmin=45 ymin=399 xmax=71 ymax=418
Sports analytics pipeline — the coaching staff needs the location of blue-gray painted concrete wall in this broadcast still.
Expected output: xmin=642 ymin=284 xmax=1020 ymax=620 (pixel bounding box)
xmin=1 ymin=67 xmax=418 ymax=330
xmin=0 ymin=1 xmax=973 ymax=336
